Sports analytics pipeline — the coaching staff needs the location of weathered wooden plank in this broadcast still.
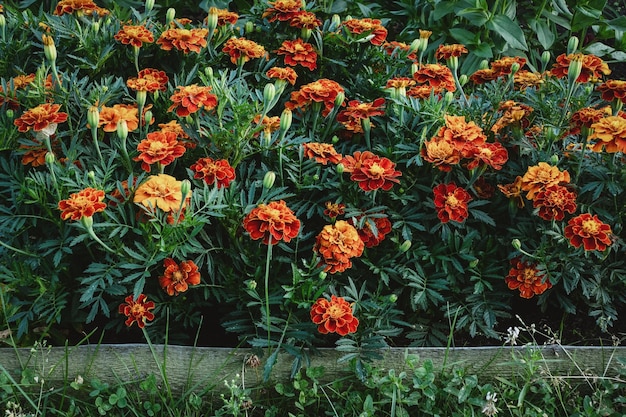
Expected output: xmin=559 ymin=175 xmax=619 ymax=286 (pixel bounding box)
xmin=0 ymin=345 xmax=624 ymax=393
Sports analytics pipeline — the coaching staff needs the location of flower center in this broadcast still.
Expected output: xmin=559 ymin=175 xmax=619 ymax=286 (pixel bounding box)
xmin=581 ymin=219 xmax=599 ymax=234
xmin=172 ymin=271 xmax=184 ymax=283
xmin=446 ymin=194 xmax=459 ymax=207
xmin=368 ymin=162 xmax=385 ymax=177
xmin=522 ymin=268 xmax=537 ymax=284
xmin=327 ymin=304 xmax=344 ymax=319
xmin=130 ymin=304 xmax=145 ymax=316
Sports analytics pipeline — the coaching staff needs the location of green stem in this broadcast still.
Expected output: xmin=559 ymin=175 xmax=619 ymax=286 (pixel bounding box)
xmin=264 ymin=236 xmax=273 ymax=353
xmin=81 ymin=217 xmax=116 ymax=253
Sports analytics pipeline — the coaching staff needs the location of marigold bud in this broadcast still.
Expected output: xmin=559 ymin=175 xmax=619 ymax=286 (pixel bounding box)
xmin=443 ymin=91 xmax=454 ymax=106
xmin=408 ymin=39 xmax=420 ymax=55
xmin=0 ymin=14 xmax=5 ymax=31
xmin=42 ymin=34 xmax=57 ymax=63
xmin=479 ymin=59 xmax=489 ymax=70
xmin=331 ymin=135 xmax=339 ymax=144
xmin=207 ymin=7 xmax=219 ymax=33
xmin=6 ymin=109 xmax=14 ymax=119
xmin=411 ymin=63 xmax=419 ymax=75
xmin=92 ymin=21 xmax=100 ymax=34
xmin=145 ymin=0 xmax=155 ymax=13
xmin=511 ymin=238 xmax=522 ymax=250
xmin=334 ymin=91 xmax=345 ymax=107
xmin=136 ymin=90 xmax=147 ymax=109
xmin=87 ymin=106 xmax=99 ymax=128
xmin=144 ymin=110 xmax=153 ymax=125
xmin=330 ymin=14 xmax=341 ymax=31
xmin=336 ymin=163 xmax=344 ymax=174
xmin=458 ymin=74 xmax=468 ymax=86
xmin=541 ymin=51 xmax=551 ymax=67
xmin=567 ymin=36 xmax=579 ymax=55
xmin=247 ymin=280 xmax=257 ymax=290
xmin=263 ymin=171 xmax=276 ymax=189
xmin=117 ymin=120 xmax=128 ymax=140
xmin=361 ymin=117 xmax=371 ymax=134
xmin=45 ymin=152 xmax=56 ymax=165
xmin=399 ymin=240 xmax=411 ymax=253
xmin=469 ymin=259 xmax=479 ymax=268
xmin=244 ymin=21 xmax=254 ymax=34
xmin=550 ymin=154 xmax=559 ymax=165
xmin=263 ymin=83 xmax=275 ymax=105
xmin=510 ymin=62 xmax=520 ymax=75
xmin=318 ymin=271 xmax=327 ymax=280
xmin=180 ymin=179 xmax=191 ymax=200
xmin=279 ymin=108 xmax=292 ymax=132
xmin=389 ymin=294 xmax=398 ymax=303
xmin=166 ymin=8 xmax=176 ymax=26
xmin=568 ymin=53 xmax=584 ymax=85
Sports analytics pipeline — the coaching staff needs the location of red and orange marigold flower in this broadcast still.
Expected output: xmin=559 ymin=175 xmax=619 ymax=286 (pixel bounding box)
xmin=288 ymin=11 xmax=321 ymax=29
xmin=266 ymin=67 xmax=298 ymax=85
xmin=222 ymin=37 xmax=267 ymax=65
xmin=93 ymin=103 xmax=144 ymax=132
xmin=118 ymin=294 xmax=155 ymax=328
xmin=533 ymin=185 xmax=577 ymax=221
xmin=433 ymin=183 xmax=472 ymax=223
xmin=310 ymin=295 xmax=359 ymax=336
xmin=158 ymin=258 xmax=201 ymax=296
xmin=134 ymin=130 xmax=186 ymax=172
xmin=168 ymin=84 xmax=218 ymax=117
xmin=435 ymin=44 xmax=468 ymax=61
xmin=286 ymin=78 xmax=344 ymax=117
xmin=550 ymin=53 xmax=611 ymax=83
xmin=114 ymin=25 xmax=154 ymax=48
xmin=133 ymin=174 xmax=188 ymax=213
xmin=464 ymin=141 xmax=509 ymax=171
xmin=342 ymin=18 xmax=387 ymax=46
xmin=127 ymin=68 xmax=169 ymax=93
xmin=412 ymin=64 xmax=456 ymax=93
xmin=243 ymin=200 xmax=300 ymax=245
xmin=276 ymin=38 xmax=317 ymax=71
xmin=303 ymin=142 xmax=342 ymax=165
xmin=54 ymin=0 xmax=106 ymax=16
xmin=14 ymin=103 xmax=68 ymax=133
xmin=588 ymin=115 xmax=626 ymax=153
xmin=323 ymin=201 xmax=345 ymax=219
xmin=351 ymin=214 xmax=392 ymax=248
xmin=564 ymin=213 xmax=613 ymax=251
xmin=340 ymin=151 xmax=402 ymax=192
xmin=58 ymin=187 xmax=106 ymax=221
xmin=505 ymin=258 xmax=551 ymax=299
xmin=262 ymin=0 xmax=303 ymax=22
xmin=157 ymin=28 xmax=209 ymax=54
xmin=313 ymin=220 xmax=364 ymax=274
xmin=597 ymin=80 xmax=626 ymax=103
xmin=190 ymin=157 xmax=236 ymax=188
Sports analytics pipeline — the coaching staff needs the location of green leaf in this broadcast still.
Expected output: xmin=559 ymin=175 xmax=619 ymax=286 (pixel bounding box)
xmin=456 ymin=8 xmax=490 ymax=26
xmin=607 ymin=16 xmax=626 ymax=33
xmin=486 ymin=14 xmax=528 ymax=51
xmin=449 ymin=28 xmax=478 ymax=46
xmin=529 ymin=18 xmax=555 ymax=50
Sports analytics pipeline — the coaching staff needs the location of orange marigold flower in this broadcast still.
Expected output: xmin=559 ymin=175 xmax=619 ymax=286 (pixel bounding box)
xmin=514 ymin=70 xmax=544 ymax=90
xmin=222 ymin=37 xmax=267 ymax=65
xmin=498 ymin=176 xmax=525 ymax=208
xmin=491 ymin=56 xmax=526 ymax=76
xmin=94 ymin=103 xmax=142 ymax=132
xmin=341 ymin=151 xmax=401 ymax=192
xmin=127 ymin=77 xmax=160 ymax=93
xmin=567 ymin=106 xmax=612 ymax=136
xmin=133 ymin=174 xmax=188 ymax=213
xmin=505 ymin=258 xmax=551 ymax=299
xmin=20 ymin=143 xmax=49 ymax=167
xmin=433 ymin=183 xmax=472 ymax=223
xmin=533 ymin=185 xmax=577 ymax=221
xmin=386 ymin=76 xmax=416 ymax=90
xmin=491 ymin=100 xmax=534 ymax=134
xmin=243 ymin=200 xmax=301 ymax=245
xmin=303 ymin=142 xmax=342 ymax=165
xmin=58 ymin=187 xmax=106 ymax=221
xmin=550 ymin=53 xmax=611 ymax=83
xmin=158 ymin=120 xmax=189 ymax=139
xmin=520 ymin=162 xmax=570 ymax=200
xmin=413 ymin=63 xmax=456 ymax=92
xmin=565 ymin=213 xmax=613 ymax=251
xmin=276 ymin=38 xmax=317 ymax=71
xmin=323 ymin=201 xmax=345 ymax=219
xmin=469 ymin=68 xmax=499 ymax=84
xmin=597 ymin=79 xmax=626 ymax=103
xmin=190 ymin=157 xmax=236 ymax=188
xmin=0 ymin=74 xmax=36 ymax=109
xmin=421 ymin=137 xmax=461 ymax=172
xmin=342 ymin=18 xmax=387 ymax=46
xmin=14 ymin=103 xmax=68 ymax=133
xmin=159 ymin=258 xmax=201 ymax=296
xmin=435 ymin=44 xmax=468 ymax=60
xmin=137 ymin=68 xmax=169 ymax=91
xmin=262 ymin=0 xmax=302 ymax=22
xmin=589 ymin=115 xmax=626 ymax=153
xmin=407 ymin=84 xmax=438 ymax=99
xmin=212 ymin=8 xmax=239 ymax=26
xmin=434 ymin=115 xmax=487 ymax=157
xmin=288 ymin=11 xmax=321 ymax=29
xmin=134 ymin=130 xmax=186 ymax=172
xmin=157 ymin=28 xmax=208 ymax=54
xmin=266 ymin=67 xmax=298 ymax=85
xmin=253 ymin=114 xmax=281 ymax=137
xmin=351 ymin=213 xmax=392 ymax=248
xmin=338 ymin=97 xmax=385 ymax=120
xmin=118 ymin=294 xmax=155 ymax=328
xmin=286 ymin=78 xmax=344 ymax=117
xmin=465 ymin=141 xmax=509 ymax=171
xmin=310 ymin=295 xmax=359 ymax=336
xmin=114 ymin=25 xmax=154 ymax=48
xmin=382 ymin=41 xmax=417 ymax=61
xmin=54 ymin=0 xmax=98 ymax=15
xmin=168 ymin=84 xmax=218 ymax=117
xmin=314 ymin=220 xmax=364 ymax=274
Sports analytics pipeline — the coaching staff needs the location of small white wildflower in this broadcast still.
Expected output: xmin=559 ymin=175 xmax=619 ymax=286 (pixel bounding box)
xmin=482 ymin=392 xmax=498 ymax=416
xmin=503 ymin=326 xmax=520 ymax=345
xmin=74 ymin=375 xmax=84 ymax=385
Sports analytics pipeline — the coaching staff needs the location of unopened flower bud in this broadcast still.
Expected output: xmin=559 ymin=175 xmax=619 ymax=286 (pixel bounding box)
xmin=479 ymin=59 xmax=489 ymax=70
xmin=550 ymin=154 xmax=559 ymax=165
xmin=87 ymin=170 xmax=96 ymax=182
xmin=334 ymin=91 xmax=345 ymax=107
xmin=443 ymin=91 xmax=454 ymax=106
xmin=6 ymin=109 xmax=14 ymax=119
xmin=458 ymin=74 xmax=468 ymax=86
xmin=330 ymin=14 xmax=341 ymax=31
xmin=408 ymin=38 xmax=420 ymax=55
xmin=541 ymin=51 xmax=551 ymax=67
xmin=510 ymin=62 xmax=520 ymax=75
xmin=512 ymin=238 xmax=522 ymax=250
xmin=301 ymin=27 xmax=312 ymax=41
xmin=567 ymin=36 xmax=579 ymax=55
xmin=399 ymin=240 xmax=411 ymax=253
xmin=166 ymin=8 xmax=176 ymax=26
xmin=180 ymin=179 xmax=191 ymax=200
xmin=447 ymin=56 xmax=459 ymax=72
xmin=91 ymin=21 xmax=100 ymax=34
xmin=145 ymin=0 xmax=155 ymax=13
xmin=247 ymin=280 xmax=257 ymax=290
xmin=389 ymin=294 xmax=398 ymax=303
xmin=361 ymin=117 xmax=371 ymax=134
xmin=205 ymin=66 xmax=214 ymax=79
xmin=42 ymin=34 xmax=57 ymax=63
xmin=567 ymin=53 xmax=584 ymax=85
xmin=279 ymin=108 xmax=292 ymax=132
xmin=87 ymin=105 xmax=99 ymax=128
xmin=0 ymin=14 xmax=5 ymax=31
xmin=117 ymin=119 xmax=128 ymax=140
xmin=263 ymin=171 xmax=276 ymax=189
xmin=469 ymin=259 xmax=479 ymax=268
xmin=45 ymin=152 xmax=55 ymax=165
xmin=136 ymin=90 xmax=147 ymax=109
xmin=144 ymin=110 xmax=153 ymax=125
xmin=244 ymin=21 xmax=254 ymax=34
xmin=411 ymin=63 xmax=419 ymax=75
xmin=318 ymin=271 xmax=327 ymax=280
xmin=336 ymin=163 xmax=344 ymax=174
xmin=263 ymin=83 xmax=275 ymax=105
xmin=331 ymin=135 xmax=339 ymax=144
xmin=207 ymin=7 xmax=219 ymax=34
